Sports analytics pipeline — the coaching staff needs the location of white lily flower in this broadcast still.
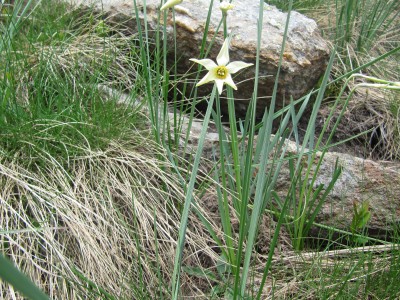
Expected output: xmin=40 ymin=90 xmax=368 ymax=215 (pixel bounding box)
xmin=190 ymin=38 xmax=253 ymax=95
xmin=160 ymin=0 xmax=183 ymax=11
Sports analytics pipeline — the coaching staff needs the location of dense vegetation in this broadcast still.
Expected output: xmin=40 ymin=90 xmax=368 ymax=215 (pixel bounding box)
xmin=0 ymin=0 xmax=399 ymax=299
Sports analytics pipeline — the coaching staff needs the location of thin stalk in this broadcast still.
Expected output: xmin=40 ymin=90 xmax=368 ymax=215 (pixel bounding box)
xmin=227 ymin=89 xmax=243 ymax=204
xmin=215 ymin=94 xmax=236 ymax=270
xmin=292 ymin=50 xmax=336 ymax=250
xmin=239 ymin=0 xmax=293 ymax=296
xmin=171 ymin=87 xmax=217 ymax=300
xmin=133 ymin=0 xmax=159 ymax=143
xmin=232 ymin=0 xmax=264 ymax=293
xmin=182 ymin=0 xmax=216 ymax=159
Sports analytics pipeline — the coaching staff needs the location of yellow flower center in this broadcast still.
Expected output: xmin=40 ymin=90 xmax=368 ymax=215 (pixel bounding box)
xmin=215 ymin=66 xmax=228 ymax=79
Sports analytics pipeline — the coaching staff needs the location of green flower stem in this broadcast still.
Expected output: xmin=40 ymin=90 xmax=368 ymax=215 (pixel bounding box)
xmin=215 ymin=94 xmax=237 ymax=271
xmin=226 ymin=89 xmax=243 ymax=207
xmin=239 ymin=0 xmax=293 ymax=296
xmin=171 ymin=87 xmax=217 ymax=300
xmin=222 ymin=13 xmax=228 ymax=38
xmin=133 ymin=0 xmax=159 ymax=143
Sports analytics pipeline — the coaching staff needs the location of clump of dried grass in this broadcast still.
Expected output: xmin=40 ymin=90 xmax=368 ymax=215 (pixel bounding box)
xmin=303 ymin=1 xmax=400 ymax=160
xmin=315 ymin=85 xmax=400 ymax=160
xmin=0 ymin=131 xmax=222 ymax=298
xmin=346 ymin=88 xmax=400 ymax=160
xmin=0 ymin=5 xmax=225 ymax=297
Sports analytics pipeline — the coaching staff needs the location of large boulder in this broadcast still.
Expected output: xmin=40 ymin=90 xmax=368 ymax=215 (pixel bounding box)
xmin=70 ymin=0 xmax=330 ymax=117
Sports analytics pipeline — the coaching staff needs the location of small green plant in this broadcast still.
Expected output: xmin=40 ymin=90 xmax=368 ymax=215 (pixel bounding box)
xmin=276 ymin=157 xmax=342 ymax=251
xmin=349 ymin=201 xmax=372 ymax=245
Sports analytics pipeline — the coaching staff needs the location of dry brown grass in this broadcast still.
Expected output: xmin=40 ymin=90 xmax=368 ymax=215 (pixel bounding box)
xmin=0 ymin=130 xmax=223 ymax=298
xmin=303 ymin=2 xmax=400 ymax=160
xmin=0 ymin=5 xmax=224 ymax=297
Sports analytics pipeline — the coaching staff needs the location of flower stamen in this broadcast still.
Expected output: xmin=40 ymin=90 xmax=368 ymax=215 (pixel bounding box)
xmin=215 ymin=66 xmax=228 ymax=79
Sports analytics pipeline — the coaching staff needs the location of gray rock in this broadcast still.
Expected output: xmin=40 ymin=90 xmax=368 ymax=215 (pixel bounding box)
xmin=69 ymin=0 xmax=330 ymax=117
xmin=184 ymin=116 xmax=400 ymax=240
xmin=97 ymin=82 xmax=399 ymax=244
xmin=281 ymin=142 xmax=400 ymax=239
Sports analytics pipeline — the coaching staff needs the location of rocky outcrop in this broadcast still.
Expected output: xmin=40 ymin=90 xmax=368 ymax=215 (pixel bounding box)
xmin=184 ymin=116 xmax=400 ymax=240
xmin=98 ymin=75 xmax=398 ymax=243
xmin=282 ymin=141 xmax=400 ymax=239
xmin=70 ymin=0 xmax=330 ymax=117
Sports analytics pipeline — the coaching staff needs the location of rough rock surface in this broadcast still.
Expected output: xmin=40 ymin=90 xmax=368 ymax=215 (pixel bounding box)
xmin=281 ymin=142 xmax=400 ymax=239
xmin=184 ymin=117 xmax=400 ymax=240
xmin=99 ymin=80 xmax=399 ymax=243
xmin=70 ymin=0 xmax=330 ymax=117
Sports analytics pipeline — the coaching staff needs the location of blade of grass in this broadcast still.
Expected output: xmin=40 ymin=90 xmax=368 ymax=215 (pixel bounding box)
xmin=0 ymin=254 xmax=50 ymax=300
xmin=232 ymin=0 xmax=265 ymax=293
xmin=238 ymin=0 xmax=293 ymax=296
xmin=171 ymin=86 xmax=217 ymax=300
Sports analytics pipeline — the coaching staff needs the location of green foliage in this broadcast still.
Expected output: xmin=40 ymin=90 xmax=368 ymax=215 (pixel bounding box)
xmin=1 ymin=0 xmax=400 ymax=299
xmin=0 ymin=0 xmax=40 ymax=51
xmin=349 ymin=201 xmax=371 ymax=245
xmin=277 ymin=157 xmax=342 ymax=251
xmin=350 ymin=201 xmax=371 ymax=233
xmin=364 ymin=248 xmax=400 ymax=298
xmin=335 ymin=0 xmax=400 ymax=52
xmin=0 ymin=1 xmax=143 ymax=165
xmin=0 ymin=62 xmax=140 ymax=162
xmin=292 ymin=246 xmax=400 ymax=299
xmin=0 ymin=254 xmax=50 ymax=300
xmin=14 ymin=0 xmax=72 ymax=45
xmin=265 ymin=0 xmax=324 ymax=12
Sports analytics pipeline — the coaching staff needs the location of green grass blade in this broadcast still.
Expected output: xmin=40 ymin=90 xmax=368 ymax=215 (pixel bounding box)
xmin=171 ymin=86 xmax=217 ymax=299
xmin=232 ymin=0 xmax=265 ymax=294
xmin=239 ymin=0 xmax=293 ymax=295
xmin=0 ymin=254 xmax=50 ymax=300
